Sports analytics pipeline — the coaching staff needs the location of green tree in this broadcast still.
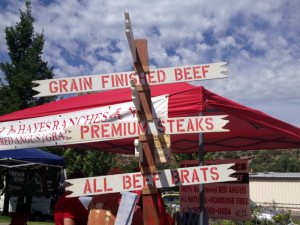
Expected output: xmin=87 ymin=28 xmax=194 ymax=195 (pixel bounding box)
xmin=63 ymin=148 xmax=117 ymax=177
xmin=249 ymin=149 xmax=300 ymax=172
xmin=0 ymin=1 xmax=56 ymax=215
xmin=0 ymin=1 xmax=55 ymax=115
xmin=268 ymin=152 xmax=300 ymax=172
xmin=223 ymin=151 xmax=240 ymax=159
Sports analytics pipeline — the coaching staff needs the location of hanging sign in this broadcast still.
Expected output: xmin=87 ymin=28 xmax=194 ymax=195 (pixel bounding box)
xmin=33 ymin=62 xmax=228 ymax=97
xmin=66 ymin=163 xmax=236 ymax=197
xmin=0 ymin=95 xmax=168 ymax=150
xmin=64 ymin=115 xmax=229 ymax=144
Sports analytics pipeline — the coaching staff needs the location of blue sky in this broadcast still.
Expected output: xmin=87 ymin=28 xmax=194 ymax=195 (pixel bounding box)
xmin=0 ymin=0 xmax=300 ymax=127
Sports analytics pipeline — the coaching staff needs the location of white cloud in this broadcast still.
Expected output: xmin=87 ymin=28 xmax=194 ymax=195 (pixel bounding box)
xmin=0 ymin=0 xmax=300 ymax=126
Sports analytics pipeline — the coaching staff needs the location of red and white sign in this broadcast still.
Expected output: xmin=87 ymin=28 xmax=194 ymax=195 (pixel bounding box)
xmin=64 ymin=115 xmax=229 ymax=144
xmin=66 ymin=163 xmax=236 ymax=197
xmin=179 ymin=159 xmax=250 ymax=221
xmin=0 ymin=95 xmax=168 ymax=150
xmin=33 ymin=62 xmax=228 ymax=97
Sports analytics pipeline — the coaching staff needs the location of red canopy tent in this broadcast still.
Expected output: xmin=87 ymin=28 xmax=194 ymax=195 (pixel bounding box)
xmin=1 ymin=82 xmax=300 ymax=154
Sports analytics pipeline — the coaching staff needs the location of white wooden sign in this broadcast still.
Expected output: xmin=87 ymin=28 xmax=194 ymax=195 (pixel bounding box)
xmin=64 ymin=115 xmax=229 ymax=144
xmin=66 ymin=163 xmax=236 ymax=197
xmin=115 ymin=192 xmax=138 ymax=225
xmin=33 ymin=62 xmax=228 ymax=97
xmin=0 ymin=95 xmax=168 ymax=150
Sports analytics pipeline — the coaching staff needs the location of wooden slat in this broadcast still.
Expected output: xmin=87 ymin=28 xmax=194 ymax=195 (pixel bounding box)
xmin=134 ymin=39 xmax=149 ymax=73
xmin=142 ymin=189 xmax=160 ymax=225
xmin=139 ymin=134 xmax=156 ymax=174
xmin=136 ymin=84 xmax=153 ymax=121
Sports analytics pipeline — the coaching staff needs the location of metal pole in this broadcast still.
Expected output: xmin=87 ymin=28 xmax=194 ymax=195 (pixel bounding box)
xmin=3 ymin=169 xmax=10 ymax=216
xmin=199 ymin=112 xmax=208 ymax=225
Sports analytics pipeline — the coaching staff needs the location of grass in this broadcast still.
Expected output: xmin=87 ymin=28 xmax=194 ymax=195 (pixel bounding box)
xmin=0 ymin=216 xmax=54 ymax=225
xmin=2 ymin=214 xmax=299 ymax=225
xmin=293 ymin=218 xmax=300 ymax=224
xmin=0 ymin=216 xmax=11 ymax=223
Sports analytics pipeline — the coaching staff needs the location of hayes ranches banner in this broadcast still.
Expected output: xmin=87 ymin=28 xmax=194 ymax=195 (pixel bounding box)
xmin=64 ymin=116 xmax=229 ymax=144
xmin=0 ymin=95 xmax=168 ymax=150
xmin=66 ymin=163 xmax=236 ymax=197
xmin=33 ymin=62 xmax=227 ymax=97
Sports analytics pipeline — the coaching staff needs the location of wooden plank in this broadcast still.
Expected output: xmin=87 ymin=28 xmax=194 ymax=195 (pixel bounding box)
xmin=130 ymin=33 xmax=158 ymax=225
xmin=153 ymin=134 xmax=171 ymax=163
xmin=32 ymin=62 xmax=228 ymax=97
xmin=142 ymin=190 xmax=160 ymax=225
xmin=115 ymin=191 xmax=138 ymax=224
xmin=139 ymin=134 xmax=156 ymax=174
xmin=131 ymin=82 xmax=152 ymax=121
xmin=134 ymin=40 xmax=149 ymax=73
xmin=142 ymin=187 xmax=158 ymax=195
xmin=65 ymin=163 xmax=237 ymax=197
xmin=136 ymin=135 xmax=172 ymax=164
xmin=124 ymin=11 xmax=137 ymax=63
xmin=64 ymin=115 xmax=230 ymax=144
xmin=137 ymin=84 xmax=153 ymax=121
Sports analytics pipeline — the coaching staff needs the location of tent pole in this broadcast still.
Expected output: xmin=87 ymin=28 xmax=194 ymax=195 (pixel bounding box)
xmin=3 ymin=169 xmax=10 ymax=216
xmin=199 ymin=112 xmax=208 ymax=225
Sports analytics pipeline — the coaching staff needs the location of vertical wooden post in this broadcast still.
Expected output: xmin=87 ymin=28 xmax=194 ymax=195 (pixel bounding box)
xmin=133 ymin=39 xmax=160 ymax=225
xmin=125 ymin=12 xmax=160 ymax=224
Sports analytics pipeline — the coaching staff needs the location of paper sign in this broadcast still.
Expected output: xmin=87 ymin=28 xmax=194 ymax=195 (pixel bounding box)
xmin=64 ymin=115 xmax=229 ymax=144
xmin=33 ymin=62 xmax=228 ymax=97
xmin=179 ymin=159 xmax=250 ymax=221
xmin=65 ymin=164 xmax=236 ymax=197
xmin=0 ymin=95 xmax=168 ymax=150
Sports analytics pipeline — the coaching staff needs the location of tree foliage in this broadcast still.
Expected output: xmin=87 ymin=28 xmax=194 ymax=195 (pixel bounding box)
xmin=0 ymin=1 xmax=118 ymax=181
xmin=251 ymin=150 xmax=300 ymax=172
xmin=62 ymin=148 xmax=117 ymax=177
xmin=213 ymin=149 xmax=300 ymax=172
xmin=0 ymin=1 xmax=55 ymax=115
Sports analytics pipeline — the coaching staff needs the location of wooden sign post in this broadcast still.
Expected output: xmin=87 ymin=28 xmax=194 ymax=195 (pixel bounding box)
xmin=30 ymin=11 xmax=231 ymax=225
xmin=125 ymin=12 xmax=160 ymax=224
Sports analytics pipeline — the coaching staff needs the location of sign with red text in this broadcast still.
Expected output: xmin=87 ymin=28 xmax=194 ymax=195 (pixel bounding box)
xmin=33 ymin=62 xmax=228 ymax=97
xmin=64 ymin=115 xmax=229 ymax=144
xmin=179 ymin=159 xmax=250 ymax=221
xmin=66 ymin=163 xmax=236 ymax=197
xmin=0 ymin=95 xmax=168 ymax=150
